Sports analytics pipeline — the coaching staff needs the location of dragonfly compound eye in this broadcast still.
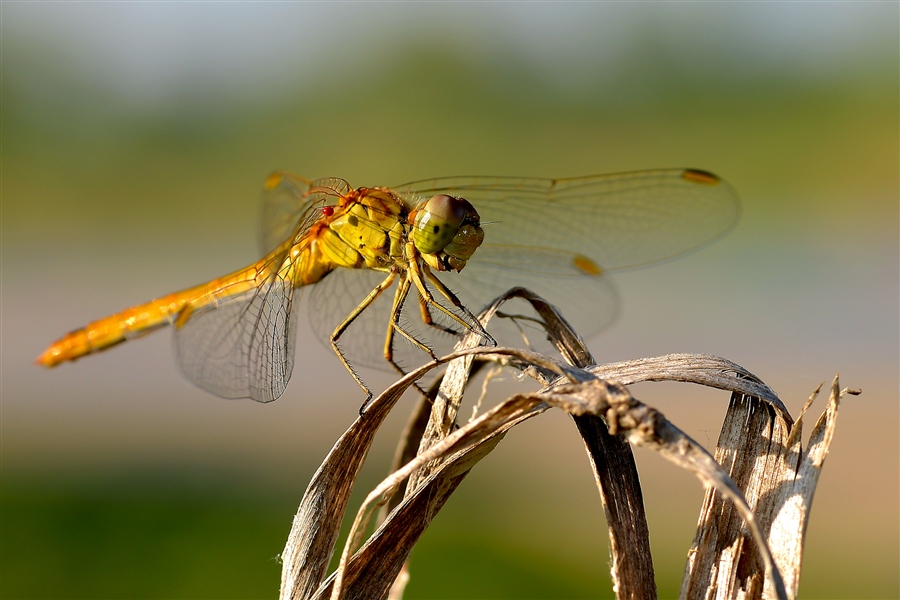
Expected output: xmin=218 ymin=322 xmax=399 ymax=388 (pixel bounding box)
xmin=413 ymin=194 xmax=470 ymax=254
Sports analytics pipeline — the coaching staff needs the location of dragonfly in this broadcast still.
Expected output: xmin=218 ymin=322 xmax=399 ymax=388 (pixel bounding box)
xmin=37 ymin=169 xmax=740 ymax=405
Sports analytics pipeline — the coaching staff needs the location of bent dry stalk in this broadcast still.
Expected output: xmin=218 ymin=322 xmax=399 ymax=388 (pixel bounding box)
xmin=279 ymin=289 xmax=856 ymax=600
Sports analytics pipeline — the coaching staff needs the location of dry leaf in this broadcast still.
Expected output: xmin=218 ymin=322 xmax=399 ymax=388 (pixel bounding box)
xmin=277 ymin=289 xmax=852 ymax=600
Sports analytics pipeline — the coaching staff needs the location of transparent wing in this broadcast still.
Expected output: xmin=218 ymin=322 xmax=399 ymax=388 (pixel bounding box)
xmin=394 ymin=168 xmax=739 ymax=339
xmin=260 ymin=172 xmax=352 ymax=255
xmin=174 ymin=261 xmax=298 ymax=403
xmin=447 ymin=246 xmax=620 ymax=345
xmin=397 ymin=169 xmax=740 ymax=271
xmin=168 ymin=173 xmax=357 ymax=401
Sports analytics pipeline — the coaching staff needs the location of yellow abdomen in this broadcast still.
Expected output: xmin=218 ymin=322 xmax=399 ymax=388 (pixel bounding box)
xmin=35 ymin=260 xmax=269 ymax=367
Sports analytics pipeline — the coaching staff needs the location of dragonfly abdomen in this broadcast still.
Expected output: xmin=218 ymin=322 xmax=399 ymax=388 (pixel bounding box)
xmin=36 ymin=258 xmax=272 ymax=368
xmin=36 ymin=291 xmax=195 ymax=367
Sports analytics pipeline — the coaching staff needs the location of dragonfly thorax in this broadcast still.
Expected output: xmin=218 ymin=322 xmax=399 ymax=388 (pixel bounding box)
xmin=309 ymin=187 xmax=407 ymax=275
xmin=413 ymin=194 xmax=484 ymax=272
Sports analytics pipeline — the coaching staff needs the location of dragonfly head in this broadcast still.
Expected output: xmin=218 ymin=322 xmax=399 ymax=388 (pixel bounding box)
xmin=414 ymin=194 xmax=484 ymax=272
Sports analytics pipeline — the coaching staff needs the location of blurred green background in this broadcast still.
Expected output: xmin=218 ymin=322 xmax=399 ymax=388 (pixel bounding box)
xmin=2 ymin=3 xmax=897 ymax=599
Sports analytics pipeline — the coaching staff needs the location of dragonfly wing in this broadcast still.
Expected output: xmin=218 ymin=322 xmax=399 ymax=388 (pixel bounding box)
xmin=173 ymin=273 xmax=298 ymax=403
xmin=259 ymin=172 xmax=352 ymax=255
xmin=446 ymin=245 xmax=619 ymax=347
xmin=392 ymin=169 xmax=738 ymax=342
xmin=397 ymin=169 xmax=741 ymax=272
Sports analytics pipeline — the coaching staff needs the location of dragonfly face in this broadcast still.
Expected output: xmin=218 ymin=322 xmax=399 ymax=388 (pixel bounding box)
xmin=412 ymin=194 xmax=484 ymax=273
xmin=38 ymin=168 xmax=740 ymax=406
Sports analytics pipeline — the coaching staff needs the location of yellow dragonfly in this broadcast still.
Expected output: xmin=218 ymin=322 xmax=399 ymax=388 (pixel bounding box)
xmin=37 ymin=169 xmax=740 ymax=404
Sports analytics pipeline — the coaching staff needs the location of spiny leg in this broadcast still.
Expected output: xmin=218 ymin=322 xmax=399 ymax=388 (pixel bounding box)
xmin=381 ymin=273 xmax=433 ymax=399
xmin=383 ymin=274 xmax=435 ymax=367
xmin=405 ymin=253 xmax=473 ymax=336
xmin=417 ymin=292 xmax=465 ymax=337
xmin=414 ymin=260 xmax=497 ymax=347
xmin=331 ymin=270 xmax=397 ymax=406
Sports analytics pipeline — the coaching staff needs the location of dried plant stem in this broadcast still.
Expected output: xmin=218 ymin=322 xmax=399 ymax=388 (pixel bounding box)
xmin=278 ymin=288 xmax=852 ymax=600
xmin=682 ymin=377 xmax=859 ymax=599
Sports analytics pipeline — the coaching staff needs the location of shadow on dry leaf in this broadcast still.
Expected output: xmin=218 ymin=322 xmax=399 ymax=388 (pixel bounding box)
xmin=277 ymin=288 xmax=858 ymax=600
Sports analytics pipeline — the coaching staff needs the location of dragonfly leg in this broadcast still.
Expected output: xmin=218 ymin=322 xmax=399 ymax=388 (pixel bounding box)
xmin=406 ymin=256 xmax=472 ymax=335
xmin=415 ymin=260 xmax=497 ymax=347
xmin=380 ymin=273 xmax=434 ymax=400
xmin=383 ymin=274 xmax=437 ymax=366
xmin=417 ymin=293 xmax=465 ymax=336
xmin=331 ymin=270 xmax=398 ymax=405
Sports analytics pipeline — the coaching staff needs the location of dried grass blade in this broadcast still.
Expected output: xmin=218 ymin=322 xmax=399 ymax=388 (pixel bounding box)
xmin=508 ymin=287 xmax=657 ymax=600
xmin=279 ymin=355 xmax=476 ymax=600
xmin=574 ymin=414 xmax=656 ymax=599
xmin=434 ymin=287 xmax=661 ymax=600
xmin=765 ymin=377 xmax=858 ymax=598
xmin=677 ymin=375 xmax=856 ymax=600
xmin=282 ymin=346 xmax=562 ymax=600
xmin=621 ymin=398 xmax=789 ymax=600
xmin=553 ymin=375 xmax=788 ymax=599
xmin=589 ymin=353 xmax=790 ymax=421
xmin=679 ymin=392 xmax=788 ymax=600
xmin=322 ymin=380 xmax=553 ymax=600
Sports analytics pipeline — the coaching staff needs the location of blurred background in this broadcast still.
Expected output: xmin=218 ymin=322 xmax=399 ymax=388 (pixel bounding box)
xmin=2 ymin=3 xmax=897 ymax=598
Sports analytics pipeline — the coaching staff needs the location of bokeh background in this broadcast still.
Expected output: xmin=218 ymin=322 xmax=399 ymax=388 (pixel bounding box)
xmin=2 ymin=3 xmax=897 ymax=599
